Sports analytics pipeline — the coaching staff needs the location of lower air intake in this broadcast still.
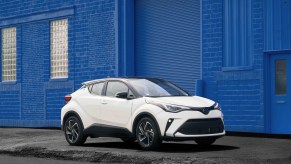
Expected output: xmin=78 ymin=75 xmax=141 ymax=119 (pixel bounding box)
xmin=177 ymin=118 xmax=224 ymax=135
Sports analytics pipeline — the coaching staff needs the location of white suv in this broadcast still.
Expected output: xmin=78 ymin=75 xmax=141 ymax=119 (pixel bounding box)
xmin=61 ymin=77 xmax=225 ymax=150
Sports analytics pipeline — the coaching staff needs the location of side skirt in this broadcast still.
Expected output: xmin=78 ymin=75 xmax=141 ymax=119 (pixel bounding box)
xmin=83 ymin=123 xmax=134 ymax=139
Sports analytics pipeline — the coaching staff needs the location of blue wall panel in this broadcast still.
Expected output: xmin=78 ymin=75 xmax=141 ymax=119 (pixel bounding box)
xmin=223 ymin=0 xmax=252 ymax=68
xmin=135 ymin=0 xmax=201 ymax=95
xmin=265 ymin=0 xmax=291 ymax=51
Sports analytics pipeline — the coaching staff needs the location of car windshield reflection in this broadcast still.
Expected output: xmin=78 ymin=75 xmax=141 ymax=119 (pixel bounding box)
xmin=128 ymin=78 xmax=189 ymax=97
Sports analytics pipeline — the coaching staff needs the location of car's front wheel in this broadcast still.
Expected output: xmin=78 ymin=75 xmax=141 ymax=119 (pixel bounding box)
xmin=64 ymin=116 xmax=87 ymax=146
xmin=136 ymin=117 xmax=161 ymax=150
xmin=195 ymin=137 xmax=216 ymax=146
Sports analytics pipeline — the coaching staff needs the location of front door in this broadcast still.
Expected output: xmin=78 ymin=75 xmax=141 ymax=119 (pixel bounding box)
xmin=270 ymin=54 xmax=291 ymax=134
xmin=99 ymin=81 xmax=133 ymax=128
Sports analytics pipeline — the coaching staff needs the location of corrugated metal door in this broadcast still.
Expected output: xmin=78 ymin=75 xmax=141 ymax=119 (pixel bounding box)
xmin=135 ymin=0 xmax=200 ymax=95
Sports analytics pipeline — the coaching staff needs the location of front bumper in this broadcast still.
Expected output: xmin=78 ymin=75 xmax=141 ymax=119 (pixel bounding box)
xmin=155 ymin=110 xmax=225 ymax=138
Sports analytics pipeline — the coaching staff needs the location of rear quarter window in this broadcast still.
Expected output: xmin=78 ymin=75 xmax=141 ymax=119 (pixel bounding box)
xmin=89 ymin=82 xmax=105 ymax=95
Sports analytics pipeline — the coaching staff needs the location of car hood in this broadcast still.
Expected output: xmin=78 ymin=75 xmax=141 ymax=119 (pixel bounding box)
xmin=145 ymin=96 xmax=215 ymax=107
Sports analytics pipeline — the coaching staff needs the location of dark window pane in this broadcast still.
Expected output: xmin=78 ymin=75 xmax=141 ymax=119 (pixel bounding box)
xmin=275 ymin=60 xmax=287 ymax=95
xmin=106 ymin=82 xmax=128 ymax=97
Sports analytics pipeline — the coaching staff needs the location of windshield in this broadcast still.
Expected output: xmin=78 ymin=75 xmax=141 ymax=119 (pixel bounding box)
xmin=128 ymin=79 xmax=189 ymax=97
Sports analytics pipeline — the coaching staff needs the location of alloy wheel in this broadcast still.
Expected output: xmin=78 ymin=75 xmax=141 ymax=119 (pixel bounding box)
xmin=65 ymin=119 xmax=80 ymax=143
xmin=137 ymin=120 xmax=154 ymax=147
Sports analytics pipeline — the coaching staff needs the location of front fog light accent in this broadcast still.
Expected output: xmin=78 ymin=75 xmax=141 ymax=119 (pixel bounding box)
xmin=164 ymin=118 xmax=174 ymax=136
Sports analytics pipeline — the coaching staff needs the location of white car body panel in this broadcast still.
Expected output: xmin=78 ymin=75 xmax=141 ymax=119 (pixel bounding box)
xmin=98 ymin=96 xmax=133 ymax=128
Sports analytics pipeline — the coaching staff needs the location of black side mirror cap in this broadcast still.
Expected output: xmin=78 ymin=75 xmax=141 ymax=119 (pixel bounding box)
xmin=127 ymin=94 xmax=135 ymax=100
xmin=115 ymin=92 xmax=128 ymax=99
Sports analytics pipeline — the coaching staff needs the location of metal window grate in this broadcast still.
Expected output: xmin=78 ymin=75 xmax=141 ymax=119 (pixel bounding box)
xmin=50 ymin=19 xmax=68 ymax=79
xmin=2 ymin=27 xmax=16 ymax=81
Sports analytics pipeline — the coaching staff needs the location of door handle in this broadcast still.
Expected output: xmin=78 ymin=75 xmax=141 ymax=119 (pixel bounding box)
xmin=101 ymin=101 xmax=107 ymax=104
xmin=276 ymin=100 xmax=286 ymax=104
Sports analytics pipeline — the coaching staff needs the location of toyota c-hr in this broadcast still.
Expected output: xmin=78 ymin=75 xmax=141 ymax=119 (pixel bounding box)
xmin=61 ymin=77 xmax=225 ymax=150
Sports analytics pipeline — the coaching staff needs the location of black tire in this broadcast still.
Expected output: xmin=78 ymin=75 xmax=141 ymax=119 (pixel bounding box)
xmin=64 ymin=116 xmax=87 ymax=146
xmin=136 ymin=117 xmax=162 ymax=150
xmin=195 ymin=137 xmax=216 ymax=146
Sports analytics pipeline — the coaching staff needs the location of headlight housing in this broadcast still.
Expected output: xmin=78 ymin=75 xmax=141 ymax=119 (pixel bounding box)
xmin=150 ymin=102 xmax=191 ymax=113
xmin=150 ymin=102 xmax=221 ymax=113
xmin=213 ymin=103 xmax=221 ymax=110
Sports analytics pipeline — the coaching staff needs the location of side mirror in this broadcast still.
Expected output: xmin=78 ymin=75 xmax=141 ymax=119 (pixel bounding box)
xmin=115 ymin=92 xmax=128 ymax=99
xmin=127 ymin=94 xmax=134 ymax=100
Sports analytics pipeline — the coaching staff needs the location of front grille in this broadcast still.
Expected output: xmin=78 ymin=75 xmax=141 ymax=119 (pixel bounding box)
xmin=177 ymin=118 xmax=224 ymax=135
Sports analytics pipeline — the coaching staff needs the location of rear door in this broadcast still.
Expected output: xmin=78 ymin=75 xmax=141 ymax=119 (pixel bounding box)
xmin=77 ymin=82 xmax=105 ymax=121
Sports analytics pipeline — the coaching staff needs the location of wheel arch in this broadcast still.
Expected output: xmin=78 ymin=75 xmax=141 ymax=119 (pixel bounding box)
xmin=62 ymin=111 xmax=84 ymax=131
xmin=132 ymin=112 xmax=162 ymax=137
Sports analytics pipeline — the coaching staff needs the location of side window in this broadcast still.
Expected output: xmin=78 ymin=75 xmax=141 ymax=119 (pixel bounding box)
xmin=106 ymin=81 xmax=129 ymax=97
xmin=90 ymin=82 xmax=104 ymax=95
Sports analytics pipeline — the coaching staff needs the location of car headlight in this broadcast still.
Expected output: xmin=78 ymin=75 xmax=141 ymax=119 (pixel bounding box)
xmin=213 ymin=103 xmax=221 ymax=110
xmin=150 ymin=102 xmax=191 ymax=113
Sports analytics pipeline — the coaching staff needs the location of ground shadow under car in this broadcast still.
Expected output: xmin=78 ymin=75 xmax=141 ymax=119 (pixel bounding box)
xmin=82 ymin=141 xmax=239 ymax=153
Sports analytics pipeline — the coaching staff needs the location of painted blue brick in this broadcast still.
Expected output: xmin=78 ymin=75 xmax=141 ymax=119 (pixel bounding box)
xmin=202 ymin=0 xmax=266 ymax=133
xmin=0 ymin=0 xmax=118 ymax=127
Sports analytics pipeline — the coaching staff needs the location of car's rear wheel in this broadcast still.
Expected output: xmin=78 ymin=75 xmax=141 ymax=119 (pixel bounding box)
xmin=195 ymin=137 xmax=216 ymax=146
xmin=136 ymin=117 xmax=161 ymax=150
xmin=64 ymin=116 xmax=87 ymax=146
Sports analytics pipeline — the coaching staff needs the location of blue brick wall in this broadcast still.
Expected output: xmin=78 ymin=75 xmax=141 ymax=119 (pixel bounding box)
xmin=0 ymin=90 xmax=20 ymax=119
xmin=21 ymin=21 xmax=48 ymax=120
xmin=0 ymin=0 xmax=118 ymax=127
xmin=202 ymin=0 xmax=223 ymax=101
xmin=217 ymin=80 xmax=263 ymax=132
xmin=46 ymin=88 xmax=72 ymax=120
xmin=73 ymin=0 xmax=117 ymax=88
xmin=202 ymin=0 xmax=266 ymax=133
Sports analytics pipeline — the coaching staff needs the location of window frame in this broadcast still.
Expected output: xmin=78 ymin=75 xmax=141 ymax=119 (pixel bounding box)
xmin=223 ymin=0 xmax=253 ymax=70
xmin=104 ymin=80 xmax=137 ymax=99
xmin=50 ymin=18 xmax=68 ymax=79
xmin=275 ymin=59 xmax=287 ymax=95
xmin=88 ymin=82 xmax=105 ymax=96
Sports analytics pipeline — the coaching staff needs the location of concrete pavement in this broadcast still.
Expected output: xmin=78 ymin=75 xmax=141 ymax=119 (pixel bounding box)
xmin=0 ymin=128 xmax=290 ymax=163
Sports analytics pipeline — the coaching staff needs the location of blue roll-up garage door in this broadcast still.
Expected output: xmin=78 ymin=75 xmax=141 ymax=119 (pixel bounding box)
xmin=135 ymin=0 xmax=200 ymax=95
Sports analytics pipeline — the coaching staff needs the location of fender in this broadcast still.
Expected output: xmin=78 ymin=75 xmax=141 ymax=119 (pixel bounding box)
xmin=62 ymin=111 xmax=84 ymax=131
xmin=132 ymin=112 xmax=162 ymax=137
